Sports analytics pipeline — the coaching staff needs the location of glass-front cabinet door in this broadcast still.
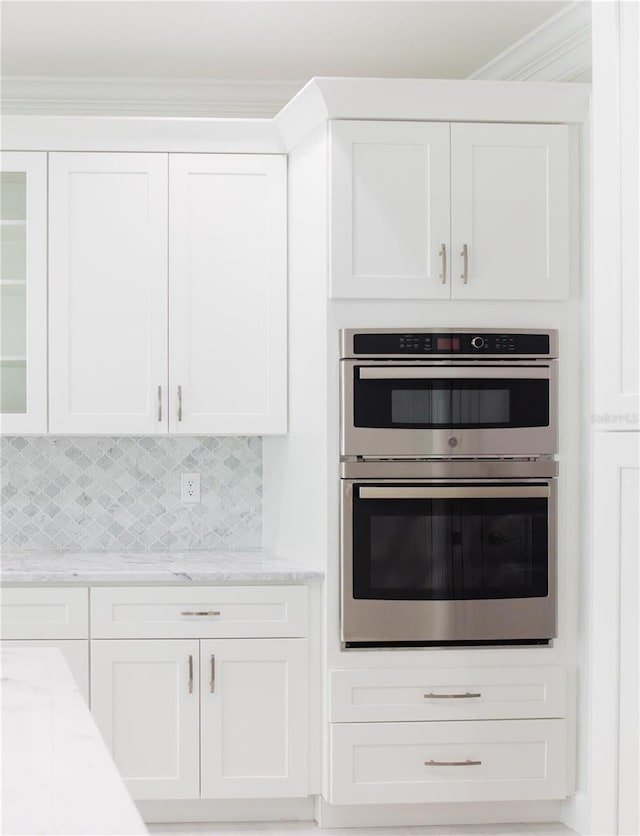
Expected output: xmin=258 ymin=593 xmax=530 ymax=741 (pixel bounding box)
xmin=0 ymin=152 xmax=47 ymax=433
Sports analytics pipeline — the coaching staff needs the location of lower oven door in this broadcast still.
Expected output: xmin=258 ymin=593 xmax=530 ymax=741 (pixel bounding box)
xmin=341 ymin=479 xmax=557 ymax=645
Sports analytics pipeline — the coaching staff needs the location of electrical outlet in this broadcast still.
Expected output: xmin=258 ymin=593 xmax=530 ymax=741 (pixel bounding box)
xmin=180 ymin=472 xmax=201 ymax=503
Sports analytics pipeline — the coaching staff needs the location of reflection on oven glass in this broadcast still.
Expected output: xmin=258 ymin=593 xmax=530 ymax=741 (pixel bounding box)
xmin=391 ymin=389 xmax=511 ymax=425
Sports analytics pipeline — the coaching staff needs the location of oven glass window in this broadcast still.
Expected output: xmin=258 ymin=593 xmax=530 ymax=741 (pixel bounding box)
xmin=352 ymin=485 xmax=549 ymax=600
xmin=354 ymin=373 xmax=549 ymax=429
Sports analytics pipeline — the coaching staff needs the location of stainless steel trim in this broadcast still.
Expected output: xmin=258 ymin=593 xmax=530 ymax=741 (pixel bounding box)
xmin=177 ymin=385 xmax=183 ymax=422
xmin=180 ymin=610 xmax=221 ymax=617
xmin=425 ymin=759 xmax=482 ymax=767
xmin=439 ymin=244 xmax=447 ymax=284
xmin=460 ymin=244 xmax=468 ymax=284
xmin=210 ymin=655 xmax=215 ymax=694
xmin=340 ymin=459 xmax=558 ymax=480
xmin=188 ymin=654 xmax=193 ymax=694
xmin=358 ymin=365 xmax=550 ymax=380
xmin=157 ymin=385 xmax=162 ymax=422
xmin=358 ymin=485 xmax=549 ymax=500
xmin=339 ymin=328 xmax=559 ymax=359
xmin=424 ymin=692 xmax=481 ymax=699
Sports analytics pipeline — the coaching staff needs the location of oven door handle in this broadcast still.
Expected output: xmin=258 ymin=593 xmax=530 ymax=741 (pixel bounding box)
xmin=358 ymin=486 xmax=549 ymax=500
xmin=358 ymin=366 xmax=550 ymax=380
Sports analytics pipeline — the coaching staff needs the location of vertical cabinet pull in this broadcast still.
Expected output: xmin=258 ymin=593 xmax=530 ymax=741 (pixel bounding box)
xmin=157 ymin=385 xmax=162 ymax=422
xmin=177 ymin=385 xmax=183 ymax=422
xmin=210 ymin=655 xmax=216 ymax=693
xmin=460 ymin=243 xmax=469 ymax=284
xmin=188 ymin=654 xmax=193 ymax=694
xmin=439 ymin=244 xmax=447 ymax=284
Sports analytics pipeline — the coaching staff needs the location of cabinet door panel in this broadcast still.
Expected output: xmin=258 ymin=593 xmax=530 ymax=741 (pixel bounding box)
xmin=169 ymin=154 xmax=287 ymax=434
xmin=91 ymin=639 xmax=199 ymax=799
xmin=0 ymin=152 xmax=47 ymax=433
xmin=330 ymin=121 xmax=450 ymax=299
xmin=200 ymin=638 xmax=308 ymax=798
xmin=451 ymin=124 xmax=569 ymax=300
xmin=49 ymin=153 xmax=168 ymax=434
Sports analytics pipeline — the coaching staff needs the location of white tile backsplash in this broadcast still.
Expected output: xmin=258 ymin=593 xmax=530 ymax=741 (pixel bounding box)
xmin=0 ymin=437 xmax=261 ymax=551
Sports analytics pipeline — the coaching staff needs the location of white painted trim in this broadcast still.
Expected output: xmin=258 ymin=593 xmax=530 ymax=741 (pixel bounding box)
xmin=1 ymin=115 xmax=285 ymax=153
xmin=562 ymin=790 xmax=590 ymax=836
xmin=276 ymin=77 xmax=591 ymax=152
xmin=136 ymin=796 xmax=315 ymax=824
xmin=470 ymin=1 xmax=592 ymax=82
xmin=1 ymin=77 xmax=304 ymax=118
xmin=316 ymin=796 xmax=562 ymax=828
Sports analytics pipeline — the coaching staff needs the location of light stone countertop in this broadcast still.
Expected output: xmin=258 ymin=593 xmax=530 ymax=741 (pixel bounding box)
xmin=1 ymin=647 xmax=148 ymax=835
xmin=0 ymin=549 xmax=324 ymax=585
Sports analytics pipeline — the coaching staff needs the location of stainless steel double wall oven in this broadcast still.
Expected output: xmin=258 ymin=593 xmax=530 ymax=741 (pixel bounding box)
xmin=340 ymin=328 xmax=559 ymax=647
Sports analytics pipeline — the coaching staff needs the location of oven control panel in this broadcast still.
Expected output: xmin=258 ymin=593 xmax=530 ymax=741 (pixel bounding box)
xmin=349 ymin=331 xmax=554 ymax=357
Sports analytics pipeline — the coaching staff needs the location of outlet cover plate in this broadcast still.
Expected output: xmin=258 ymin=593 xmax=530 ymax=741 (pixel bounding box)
xmin=180 ymin=472 xmax=201 ymax=503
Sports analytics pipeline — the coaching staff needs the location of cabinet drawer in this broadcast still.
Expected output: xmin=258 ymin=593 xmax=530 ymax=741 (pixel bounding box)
xmin=0 ymin=587 xmax=88 ymax=639
xmin=91 ymin=586 xmax=308 ymax=638
xmin=330 ymin=719 xmax=567 ymax=805
xmin=330 ymin=666 xmax=566 ymax=722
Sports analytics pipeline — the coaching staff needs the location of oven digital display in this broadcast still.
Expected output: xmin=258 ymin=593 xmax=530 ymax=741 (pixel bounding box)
xmin=436 ymin=337 xmax=460 ymax=351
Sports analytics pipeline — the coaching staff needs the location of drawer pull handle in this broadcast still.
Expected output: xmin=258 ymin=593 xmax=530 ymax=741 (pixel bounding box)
xmin=188 ymin=654 xmax=193 ymax=694
xmin=210 ymin=655 xmax=216 ymax=694
xmin=180 ymin=611 xmax=221 ymax=616
xmin=425 ymin=759 xmax=482 ymax=767
xmin=423 ymin=692 xmax=482 ymax=699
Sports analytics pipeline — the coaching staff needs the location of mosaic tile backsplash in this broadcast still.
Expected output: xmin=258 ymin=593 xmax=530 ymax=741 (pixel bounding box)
xmin=0 ymin=437 xmax=262 ymax=551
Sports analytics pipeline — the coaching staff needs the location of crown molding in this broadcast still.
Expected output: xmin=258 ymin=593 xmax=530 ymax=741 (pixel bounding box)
xmin=470 ymin=1 xmax=592 ymax=83
xmin=0 ymin=77 xmax=304 ymax=117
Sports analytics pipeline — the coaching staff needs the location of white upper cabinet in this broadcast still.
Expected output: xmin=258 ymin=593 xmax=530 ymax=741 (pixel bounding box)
xmin=48 ymin=152 xmax=287 ymax=435
xmin=168 ymin=155 xmax=287 ymax=434
xmin=329 ymin=120 xmax=570 ymax=301
xmin=0 ymin=152 xmax=47 ymax=433
xmin=49 ymin=153 xmax=168 ymax=434
xmin=450 ymin=123 xmax=569 ymax=301
xmin=330 ymin=121 xmax=450 ymax=299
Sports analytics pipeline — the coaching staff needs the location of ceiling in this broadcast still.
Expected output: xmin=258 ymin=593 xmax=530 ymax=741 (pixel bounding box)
xmin=2 ymin=1 xmax=572 ymax=82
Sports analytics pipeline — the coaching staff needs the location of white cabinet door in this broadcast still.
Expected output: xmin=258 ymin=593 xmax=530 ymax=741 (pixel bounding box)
xmin=1 ymin=640 xmax=89 ymax=703
xmin=169 ymin=154 xmax=287 ymax=434
xmin=49 ymin=153 xmax=168 ymax=434
xmin=91 ymin=639 xmax=200 ymax=800
xmin=451 ymin=123 xmax=569 ymax=300
xmin=200 ymin=638 xmax=308 ymax=798
xmin=0 ymin=151 xmax=47 ymax=433
xmin=330 ymin=121 xmax=450 ymax=299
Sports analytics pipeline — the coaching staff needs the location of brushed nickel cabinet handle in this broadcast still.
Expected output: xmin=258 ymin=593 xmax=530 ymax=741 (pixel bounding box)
xmin=210 ymin=655 xmax=216 ymax=694
xmin=180 ymin=610 xmax=221 ymax=617
xmin=188 ymin=654 xmax=193 ymax=694
xmin=439 ymin=244 xmax=447 ymax=284
xmin=424 ymin=691 xmax=482 ymax=699
xmin=157 ymin=385 xmax=162 ymax=422
xmin=460 ymin=243 xmax=468 ymax=284
xmin=425 ymin=759 xmax=482 ymax=767
xmin=177 ymin=385 xmax=183 ymax=422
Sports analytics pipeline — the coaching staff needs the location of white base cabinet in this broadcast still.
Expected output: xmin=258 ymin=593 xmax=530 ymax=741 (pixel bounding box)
xmin=91 ymin=639 xmax=200 ymax=800
xmin=88 ymin=585 xmax=310 ymax=802
xmin=328 ymin=666 xmax=569 ymax=806
xmin=200 ymin=638 xmax=308 ymax=799
xmin=330 ymin=719 xmax=567 ymax=805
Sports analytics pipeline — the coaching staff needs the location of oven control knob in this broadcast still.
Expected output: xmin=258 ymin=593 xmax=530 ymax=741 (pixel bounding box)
xmin=471 ymin=336 xmax=485 ymax=349
xmin=447 ymin=436 xmax=459 ymax=448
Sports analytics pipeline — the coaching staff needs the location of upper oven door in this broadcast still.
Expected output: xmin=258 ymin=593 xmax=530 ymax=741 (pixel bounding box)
xmin=341 ymin=360 xmax=557 ymax=458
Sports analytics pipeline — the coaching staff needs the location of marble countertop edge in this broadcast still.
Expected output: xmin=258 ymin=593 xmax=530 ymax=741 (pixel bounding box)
xmin=0 ymin=550 xmax=324 ymax=585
